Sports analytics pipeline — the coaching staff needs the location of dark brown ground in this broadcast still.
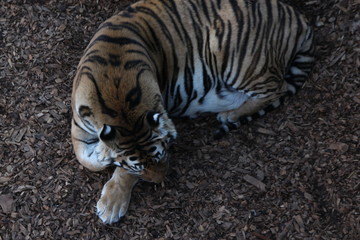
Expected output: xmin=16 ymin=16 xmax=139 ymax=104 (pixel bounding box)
xmin=0 ymin=0 xmax=359 ymax=239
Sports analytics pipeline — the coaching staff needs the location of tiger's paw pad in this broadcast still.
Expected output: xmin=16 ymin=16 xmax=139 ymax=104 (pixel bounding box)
xmin=96 ymin=183 xmax=131 ymax=224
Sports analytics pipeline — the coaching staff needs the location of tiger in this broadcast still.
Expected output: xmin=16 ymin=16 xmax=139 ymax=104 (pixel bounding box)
xmin=71 ymin=0 xmax=314 ymax=224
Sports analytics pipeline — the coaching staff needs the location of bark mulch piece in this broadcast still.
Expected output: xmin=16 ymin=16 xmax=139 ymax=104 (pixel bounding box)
xmin=1 ymin=0 xmax=359 ymax=239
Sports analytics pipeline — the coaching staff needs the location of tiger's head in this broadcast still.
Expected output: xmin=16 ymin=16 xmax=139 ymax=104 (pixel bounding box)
xmin=72 ymin=51 xmax=177 ymax=182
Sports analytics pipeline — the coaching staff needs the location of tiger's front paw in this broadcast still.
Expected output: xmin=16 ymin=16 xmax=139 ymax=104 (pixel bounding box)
xmin=95 ymin=168 xmax=138 ymax=224
xmin=96 ymin=182 xmax=131 ymax=224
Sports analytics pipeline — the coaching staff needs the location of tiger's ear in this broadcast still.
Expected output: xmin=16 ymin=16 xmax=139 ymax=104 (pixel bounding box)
xmin=100 ymin=124 xmax=116 ymax=141
xmin=146 ymin=111 xmax=161 ymax=128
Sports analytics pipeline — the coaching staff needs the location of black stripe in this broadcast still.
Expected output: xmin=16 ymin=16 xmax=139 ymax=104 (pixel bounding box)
xmin=212 ymin=52 xmax=220 ymax=84
xmin=79 ymin=66 xmax=92 ymax=72
xmin=169 ymin=85 xmax=182 ymax=114
xmin=73 ymin=137 xmax=99 ymax=145
xmin=125 ymin=69 xmax=147 ymax=110
xmin=251 ymin=5 xmax=263 ymax=54
xmin=291 ymin=8 xmax=306 ymax=61
xmin=199 ymin=65 xmax=212 ymax=104
xmin=99 ymin=21 xmax=156 ymax=54
xmin=221 ymin=20 xmax=232 ymax=80
xmin=118 ymin=5 xmax=136 ymax=18
xmin=125 ymin=49 xmax=153 ymax=68
xmin=204 ymin=27 xmax=217 ymax=83
xmin=135 ymin=6 xmax=175 ymax=47
xmin=140 ymin=21 xmax=164 ymax=86
xmin=189 ymin=11 xmax=204 ymax=56
xmin=215 ymin=16 xmax=225 ymax=51
xmin=200 ymin=0 xmax=211 ymax=22
xmin=84 ymin=55 xmax=108 ymax=66
xmin=210 ymin=0 xmax=218 ymax=18
xmin=188 ymin=1 xmax=203 ymax=26
xmin=228 ymin=0 xmax=247 ymax=86
xmin=232 ymin=13 xmax=250 ymax=85
xmin=108 ymin=54 xmax=121 ymax=67
xmin=250 ymin=0 xmax=257 ymax=28
xmin=216 ymin=0 xmax=222 ymax=9
xmin=88 ymin=34 xmax=146 ymax=51
xmin=159 ymin=0 xmax=186 ymax=45
xmin=76 ymin=117 xmax=97 ymax=135
xmin=276 ymin=4 xmax=286 ymax=59
xmin=178 ymin=90 xmax=197 ymax=116
xmin=184 ymin=59 xmax=194 ymax=96
xmin=84 ymin=49 xmax=99 ymax=58
xmin=243 ymin=40 xmax=263 ymax=81
xmin=282 ymin=6 xmax=294 ymax=71
xmin=73 ymin=119 xmax=96 ymax=134
xmin=124 ymin=60 xmax=150 ymax=70
xmin=162 ymin=0 xmax=195 ymax=73
xmin=265 ymin=0 xmax=273 ymax=33
xmin=135 ymin=129 xmax=153 ymax=144
xmin=137 ymin=21 xmax=159 ymax=53
xmin=238 ymin=56 xmax=268 ymax=90
xmin=135 ymin=5 xmax=180 ymax=100
xmin=80 ymin=72 xmax=118 ymax=118
xmin=78 ymin=105 xmax=93 ymax=118
xmin=125 ymin=85 xmax=142 ymax=110
xmin=224 ymin=50 xmax=235 ymax=83
xmin=229 ymin=0 xmax=244 ymax=50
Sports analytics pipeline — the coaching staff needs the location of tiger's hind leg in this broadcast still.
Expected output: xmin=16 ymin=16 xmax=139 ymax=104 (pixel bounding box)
xmin=215 ymin=51 xmax=314 ymax=138
xmin=215 ymin=88 xmax=287 ymax=139
xmin=215 ymin=27 xmax=315 ymax=139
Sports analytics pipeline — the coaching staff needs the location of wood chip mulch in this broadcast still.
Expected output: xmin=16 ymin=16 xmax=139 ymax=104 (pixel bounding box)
xmin=0 ymin=0 xmax=359 ymax=239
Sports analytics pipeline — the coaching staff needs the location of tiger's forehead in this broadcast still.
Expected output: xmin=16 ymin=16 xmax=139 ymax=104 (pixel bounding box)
xmin=74 ymin=65 xmax=156 ymax=121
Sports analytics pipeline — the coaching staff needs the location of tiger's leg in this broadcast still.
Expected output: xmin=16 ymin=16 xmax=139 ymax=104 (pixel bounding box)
xmin=215 ymin=28 xmax=314 ymax=139
xmin=96 ymin=167 xmax=138 ymax=224
xmin=214 ymin=92 xmax=286 ymax=139
xmin=215 ymin=74 xmax=289 ymax=139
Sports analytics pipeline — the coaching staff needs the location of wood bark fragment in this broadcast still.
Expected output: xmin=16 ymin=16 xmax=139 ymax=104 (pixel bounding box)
xmin=243 ymin=175 xmax=266 ymax=191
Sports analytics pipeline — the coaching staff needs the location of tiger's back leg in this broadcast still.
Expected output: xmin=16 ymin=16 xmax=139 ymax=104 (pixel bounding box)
xmin=215 ymin=28 xmax=315 ymax=139
xmin=215 ymin=78 xmax=288 ymax=139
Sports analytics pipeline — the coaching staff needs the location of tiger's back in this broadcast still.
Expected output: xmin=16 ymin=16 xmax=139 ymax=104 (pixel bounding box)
xmin=71 ymin=0 xmax=314 ymax=224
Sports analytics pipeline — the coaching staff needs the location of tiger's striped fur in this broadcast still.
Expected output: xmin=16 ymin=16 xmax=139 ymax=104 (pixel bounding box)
xmin=71 ymin=0 xmax=314 ymax=223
